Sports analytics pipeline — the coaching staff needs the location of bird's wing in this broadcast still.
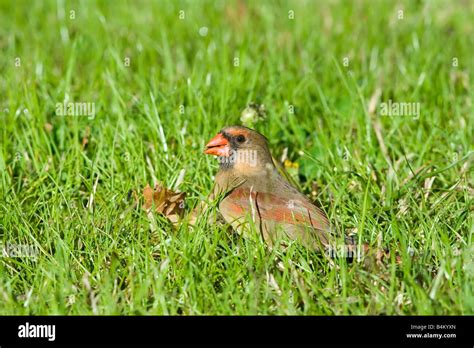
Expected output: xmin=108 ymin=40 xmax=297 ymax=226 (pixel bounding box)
xmin=219 ymin=186 xmax=336 ymax=250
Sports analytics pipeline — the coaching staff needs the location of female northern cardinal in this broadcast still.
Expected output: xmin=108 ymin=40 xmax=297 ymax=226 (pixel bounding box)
xmin=204 ymin=125 xmax=354 ymax=254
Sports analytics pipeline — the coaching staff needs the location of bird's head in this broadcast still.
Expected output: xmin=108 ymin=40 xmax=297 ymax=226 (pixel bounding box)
xmin=204 ymin=126 xmax=273 ymax=171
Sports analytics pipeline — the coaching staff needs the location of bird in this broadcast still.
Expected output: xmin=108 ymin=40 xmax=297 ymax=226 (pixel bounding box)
xmin=203 ymin=125 xmax=356 ymax=255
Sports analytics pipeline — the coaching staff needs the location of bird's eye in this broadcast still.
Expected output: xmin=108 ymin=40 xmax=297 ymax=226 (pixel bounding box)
xmin=236 ymin=135 xmax=246 ymax=143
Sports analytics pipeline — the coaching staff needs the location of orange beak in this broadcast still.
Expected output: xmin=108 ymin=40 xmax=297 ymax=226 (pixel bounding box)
xmin=204 ymin=133 xmax=230 ymax=157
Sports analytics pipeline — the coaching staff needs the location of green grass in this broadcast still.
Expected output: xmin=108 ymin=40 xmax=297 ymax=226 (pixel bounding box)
xmin=0 ymin=0 xmax=472 ymax=315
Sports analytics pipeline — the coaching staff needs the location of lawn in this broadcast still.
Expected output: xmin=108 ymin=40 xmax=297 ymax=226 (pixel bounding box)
xmin=0 ymin=0 xmax=472 ymax=315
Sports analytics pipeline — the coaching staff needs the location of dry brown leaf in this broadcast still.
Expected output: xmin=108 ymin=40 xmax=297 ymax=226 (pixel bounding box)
xmin=82 ymin=126 xmax=90 ymax=148
xmin=142 ymin=183 xmax=186 ymax=224
xmin=143 ymin=184 xmax=154 ymax=209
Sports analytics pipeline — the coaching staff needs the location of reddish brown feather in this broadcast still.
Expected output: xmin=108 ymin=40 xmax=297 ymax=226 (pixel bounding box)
xmin=224 ymin=128 xmax=251 ymax=138
xmin=221 ymin=187 xmax=329 ymax=230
